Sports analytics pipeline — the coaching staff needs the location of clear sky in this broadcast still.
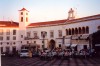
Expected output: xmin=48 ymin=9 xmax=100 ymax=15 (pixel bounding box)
xmin=0 ymin=0 xmax=100 ymax=23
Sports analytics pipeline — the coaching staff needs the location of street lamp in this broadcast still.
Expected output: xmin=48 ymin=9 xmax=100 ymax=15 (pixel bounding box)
xmin=41 ymin=31 xmax=47 ymax=50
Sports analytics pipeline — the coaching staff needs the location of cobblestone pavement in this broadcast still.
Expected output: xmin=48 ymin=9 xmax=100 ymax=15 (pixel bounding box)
xmin=1 ymin=56 xmax=100 ymax=66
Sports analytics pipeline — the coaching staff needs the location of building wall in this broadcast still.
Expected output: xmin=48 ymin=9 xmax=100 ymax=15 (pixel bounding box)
xmin=26 ymin=19 xmax=100 ymax=50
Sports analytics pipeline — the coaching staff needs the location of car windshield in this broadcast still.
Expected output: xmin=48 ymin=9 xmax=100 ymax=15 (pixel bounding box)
xmin=21 ymin=50 xmax=28 ymax=52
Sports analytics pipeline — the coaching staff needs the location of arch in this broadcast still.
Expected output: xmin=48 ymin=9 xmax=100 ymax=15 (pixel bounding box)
xmin=72 ymin=28 xmax=74 ymax=35
xmin=79 ymin=27 xmax=82 ymax=34
xmin=66 ymin=29 xmax=68 ymax=35
xmin=49 ymin=39 xmax=56 ymax=50
xmin=69 ymin=29 xmax=71 ymax=35
xmin=75 ymin=28 xmax=78 ymax=34
xmin=86 ymin=26 xmax=89 ymax=34
xmin=82 ymin=27 xmax=85 ymax=34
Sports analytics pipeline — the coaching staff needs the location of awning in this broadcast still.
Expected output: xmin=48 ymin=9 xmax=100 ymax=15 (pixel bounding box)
xmin=71 ymin=44 xmax=77 ymax=47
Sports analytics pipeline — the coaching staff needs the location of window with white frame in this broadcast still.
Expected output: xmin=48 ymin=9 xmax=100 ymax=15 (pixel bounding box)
xmin=50 ymin=30 xmax=54 ymax=38
xmin=58 ymin=30 xmax=62 ymax=37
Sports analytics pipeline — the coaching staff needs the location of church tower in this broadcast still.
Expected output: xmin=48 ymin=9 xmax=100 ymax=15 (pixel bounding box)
xmin=18 ymin=8 xmax=30 ymax=41
xmin=68 ymin=8 xmax=75 ymax=20
xmin=19 ymin=8 xmax=29 ymax=30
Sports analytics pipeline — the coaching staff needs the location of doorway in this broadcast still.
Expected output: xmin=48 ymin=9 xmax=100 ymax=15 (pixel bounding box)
xmin=49 ymin=39 xmax=55 ymax=50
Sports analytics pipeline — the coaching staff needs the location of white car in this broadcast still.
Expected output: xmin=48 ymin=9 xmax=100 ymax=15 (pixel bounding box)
xmin=19 ymin=49 xmax=29 ymax=57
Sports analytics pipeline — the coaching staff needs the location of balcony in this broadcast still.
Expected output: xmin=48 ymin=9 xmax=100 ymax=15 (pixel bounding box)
xmin=24 ymin=36 xmax=39 ymax=40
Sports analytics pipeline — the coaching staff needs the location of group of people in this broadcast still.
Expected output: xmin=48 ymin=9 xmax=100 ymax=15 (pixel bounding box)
xmin=37 ymin=47 xmax=95 ymax=60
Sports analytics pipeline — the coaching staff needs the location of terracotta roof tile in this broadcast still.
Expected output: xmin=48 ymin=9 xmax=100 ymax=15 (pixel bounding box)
xmin=27 ymin=19 xmax=67 ymax=28
xmin=19 ymin=8 xmax=29 ymax=12
xmin=0 ymin=21 xmax=19 ymax=28
xmin=27 ymin=14 xmax=100 ymax=28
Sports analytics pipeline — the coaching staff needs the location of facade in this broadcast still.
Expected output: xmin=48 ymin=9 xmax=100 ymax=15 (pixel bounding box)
xmin=0 ymin=8 xmax=100 ymax=53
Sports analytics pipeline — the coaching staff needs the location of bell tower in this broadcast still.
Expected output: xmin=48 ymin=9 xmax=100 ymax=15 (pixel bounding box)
xmin=19 ymin=8 xmax=29 ymax=30
xmin=18 ymin=8 xmax=30 ymax=42
xmin=68 ymin=8 xmax=75 ymax=20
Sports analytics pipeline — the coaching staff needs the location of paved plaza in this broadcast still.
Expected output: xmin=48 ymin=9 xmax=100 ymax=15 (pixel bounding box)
xmin=1 ymin=56 xmax=100 ymax=66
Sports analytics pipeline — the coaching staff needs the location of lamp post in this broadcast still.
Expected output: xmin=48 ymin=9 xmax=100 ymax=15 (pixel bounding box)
xmin=41 ymin=31 xmax=47 ymax=50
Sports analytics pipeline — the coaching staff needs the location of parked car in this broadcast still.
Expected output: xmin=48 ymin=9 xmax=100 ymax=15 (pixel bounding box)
xmin=19 ymin=49 xmax=29 ymax=57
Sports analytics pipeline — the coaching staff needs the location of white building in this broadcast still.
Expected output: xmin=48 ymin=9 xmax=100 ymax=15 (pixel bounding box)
xmin=0 ymin=8 xmax=100 ymax=53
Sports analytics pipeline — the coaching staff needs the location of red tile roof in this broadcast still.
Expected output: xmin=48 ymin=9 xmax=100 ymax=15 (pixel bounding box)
xmin=27 ymin=19 xmax=67 ymax=28
xmin=0 ymin=21 xmax=19 ymax=28
xmin=19 ymin=8 xmax=29 ymax=12
xmin=27 ymin=14 xmax=100 ymax=28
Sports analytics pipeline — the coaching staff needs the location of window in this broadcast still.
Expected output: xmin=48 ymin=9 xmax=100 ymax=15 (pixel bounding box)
xmin=0 ymin=42 xmax=2 ymax=45
xmin=13 ymin=30 xmax=16 ymax=35
xmin=75 ymin=28 xmax=78 ymax=34
xmin=33 ymin=31 xmax=38 ymax=38
xmin=27 ymin=32 xmax=31 ymax=37
xmin=34 ymin=41 xmax=36 ymax=44
xmin=82 ymin=27 xmax=85 ymax=34
xmin=69 ymin=29 xmax=71 ymax=35
xmin=21 ymin=17 xmax=23 ymax=22
xmin=6 ymin=36 xmax=10 ymax=40
xmin=0 ymin=29 xmax=3 ymax=35
xmin=0 ymin=36 xmax=3 ymax=40
xmin=79 ymin=27 xmax=82 ymax=34
xmin=50 ymin=30 xmax=54 ymax=38
xmin=21 ymin=12 xmax=23 ymax=15
xmin=66 ymin=29 xmax=68 ymax=35
xmin=13 ymin=36 xmax=16 ymax=40
xmin=72 ymin=28 xmax=74 ymax=35
xmin=41 ymin=31 xmax=47 ymax=38
xmin=86 ymin=26 xmax=89 ymax=34
xmin=58 ymin=30 xmax=62 ymax=37
xmin=13 ymin=42 xmax=15 ymax=45
xmin=6 ymin=29 xmax=10 ymax=35
xmin=26 ymin=17 xmax=28 ymax=22
xmin=21 ymin=41 xmax=22 ymax=43
xmin=6 ymin=47 xmax=10 ymax=52
xmin=21 ymin=35 xmax=23 ymax=38
xmin=7 ymin=42 xmax=9 ymax=45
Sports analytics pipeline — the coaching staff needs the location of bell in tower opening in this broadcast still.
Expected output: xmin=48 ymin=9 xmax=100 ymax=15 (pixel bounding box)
xmin=68 ymin=8 xmax=75 ymax=20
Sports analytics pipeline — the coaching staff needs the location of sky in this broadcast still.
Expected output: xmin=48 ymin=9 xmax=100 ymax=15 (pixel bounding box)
xmin=0 ymin=0 xmax=100 ymax=23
